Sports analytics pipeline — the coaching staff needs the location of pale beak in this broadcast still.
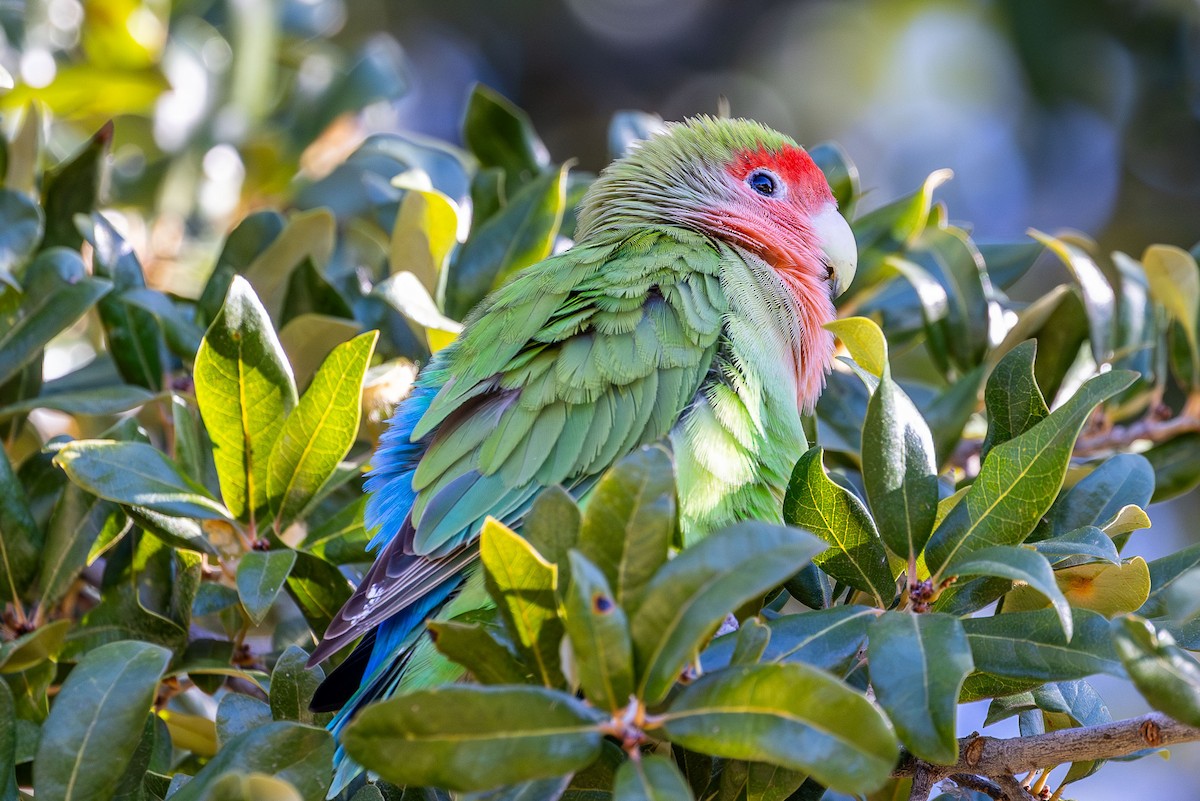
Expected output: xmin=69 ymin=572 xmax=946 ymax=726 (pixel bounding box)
xmin=812 ymin=203 xmax=858 ymax=297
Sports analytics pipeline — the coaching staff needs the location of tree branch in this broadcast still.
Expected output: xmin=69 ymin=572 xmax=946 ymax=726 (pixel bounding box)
xmin=894 ymin=713 xmax=1200 ymax=796
xmin=1074 ymin=412 xmax=1200 ymax=456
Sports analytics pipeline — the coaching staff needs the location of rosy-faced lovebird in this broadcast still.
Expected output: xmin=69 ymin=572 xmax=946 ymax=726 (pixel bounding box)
xmin=308 ymin=116 xmax=857 ymax=790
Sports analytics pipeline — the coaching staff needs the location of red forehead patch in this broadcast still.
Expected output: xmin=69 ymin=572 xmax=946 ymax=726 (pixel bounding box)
xmin=727 ymin=145 xmax=832 ymax=205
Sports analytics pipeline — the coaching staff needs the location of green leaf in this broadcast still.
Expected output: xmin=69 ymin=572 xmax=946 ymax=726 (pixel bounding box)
xmin=33 ymin=640 xmax=171 ymax=801
xmin=949 ymin=546 xmax=1071 ymax=637
xmin=578 ymin=446 xmax=675 ymax=614
xmin=427 ymin=620 xmax=528 ymax=685
xmin=1145 ymin=433 xmax=1200 ymax=503
xmin=194 ymin=276 xmax=298 ymax=522
xmin=563 ymin=550 xmax=634 ymax=712
xmin=1035 ymin=454 xmax=1155 ymax=543
xmin=631 ymin=522 xmax=823 ymax=705
xmin=237 ymin=549 xmax=298 ymax=626
xmin=278 ymin=313 xmax=363 ymax=391
xmin=0 ymin=619 xmax=70 ymax=674
xmin=1114 ymin=616 xmax=1200 ymax=728
xmin=41 ymin=122 xmax=110 ymax=250
xmin=613 ymin=756 xmax=693 ymax=801
xmin=286 ymin=551 xmax=352 ymax=636
xmin=167 ymin=721 xmax=333 ymax=801
xmin=38 ymin=484 xmax=126 ymax=607
xmin=371 ymin=272 xmax=460 ymax=354
xmin=480 ymin=518 xmax=564 ymax=687
xmin=868 ymin=612 xmax=972 ymax=763
xmin=923 ymin=363 xmax=987 ymax=469
xmin=924 ymin=370 xmax=1136 ymax=577
xmin=389 ymin=175 xmax=463 ymax=294
xmin=446 ymin=165 xmax=567 ymax=319
xmin=0 ymin=444 xmax=39 ymax=603
xmin=963 ymin=608 xmax=1121 ymax=682
xmin=463 ymin=84 xmax=551 ymax=187
xmin=658 ymin=663 xmax=897 ymax=795
xmin=86 ymin=214 xmax=165 ymax=390
xmin=728 ymin=618 xmax=771 ymax=666
xmin=197 ymin=210 xmax=286 ymax=328
xmin=461 ymin=776 xmax=572 ymax=801
xmin=703 ymin=606 xmax=875 ymax=675
xmin=522 ymin=486 xmax=582 ymax=576
xmin=0 ymin=681 xmax=16 ymax=799
xmin=241 ymin=209 xmax=337 ymax=324
xmin=302 ymin=496 xmax=370 ymax=565
xmin=0 ymin=250 xmax=111 ymax=387
xmin=849 ymin=169 xmax=951 ymax=295
xmin=862 ymin=370 xmax=938 ymax=563
xmin=269 ymin=646 xmax=329 ymax=726
xmin=342 ymin=685 xmax=604 ymax=792
xmin=1142 ymin=245 xmax=1200 ymax=384
xmin=54 ymin=440 xmax=231 ymax=521
xmin=267 ymin=331 xmax=376 ymax=527
xmin=1031 ymin=230 xmax=1115 ymax=365
xmin=982 ymin=341 xmax=1048 ymax=459
xmin=0 ymin=385 xmax=157 ymax=420
xmin=783 ymin=448 xmax=894 ymax=607
xmin=0 ymin=189 xmax=42 ymax=282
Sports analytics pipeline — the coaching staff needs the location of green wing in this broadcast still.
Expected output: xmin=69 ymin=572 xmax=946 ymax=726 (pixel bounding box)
xmin=407 ymin=226 xmax=728 ymax=555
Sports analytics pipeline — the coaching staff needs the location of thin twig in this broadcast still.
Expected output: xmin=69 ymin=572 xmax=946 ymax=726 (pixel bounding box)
xmin=947 ymin=773 xmax=1005 ymax=800
xmin=1074 ymin=412 xmax=1200 ymax=456
xmin=894 ymin=714 xmax=1200 ymax=790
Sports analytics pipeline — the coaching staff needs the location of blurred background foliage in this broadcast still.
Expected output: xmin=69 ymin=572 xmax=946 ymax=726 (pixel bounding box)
xmin=2 ymin=0 xmax=1200 ymax=799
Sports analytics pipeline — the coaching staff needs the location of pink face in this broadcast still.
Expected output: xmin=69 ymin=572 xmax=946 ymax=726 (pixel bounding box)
xmin=692 ymin=144 xmax=843 ymax=409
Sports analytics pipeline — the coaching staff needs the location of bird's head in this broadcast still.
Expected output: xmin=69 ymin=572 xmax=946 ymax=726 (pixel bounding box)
xmin=576 ymin=116 xmax=858 ymax=299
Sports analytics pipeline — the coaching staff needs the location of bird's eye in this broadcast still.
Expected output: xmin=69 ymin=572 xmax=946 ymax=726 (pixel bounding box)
xmin=747 ymin=169 xmax=780 ymax=197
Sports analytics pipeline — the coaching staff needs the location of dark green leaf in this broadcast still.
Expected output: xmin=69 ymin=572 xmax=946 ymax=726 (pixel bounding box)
xmin=41 ymin=122 xmax=110 ymax=249
xmin=461 ymin=776 xmax=573 ymax=801
xmin=0 ymin=385 xmax=157 ymax=420
xmin=0 ymin=189 xmax=43 ymax=281
xmin=342 ymin=685 xmax=604 ymax=792
xmin=925 ymin=371 xmax=1136 ymax=577
xmin=194 ymin=276 xmax=298 ymax=522
xmin=119 ymin=287 xmax=206 ymax=362
xmin=1035 ymin=454 xmax=1154 ymax=542
xmin=563 ymin=550 xmax=634 ymax=712
xmin=963 ymin=609 xmax=1121 ymax=681
xmin=1114 ymin=616 xmax=1200 ymax=728
xmin=197 ymin=211 xmax=287 ymax=327
xmin=579 ymin=446 xmax=675 ymax=614
xmin=0 ymin=249 xmax=111 ymax=387
xmin=1032 ymin=527 xmax=1120 ymax=566
xmin=241 ymin=210 xmax=337 ymax=324
xmin=267 ymin=331 xmax=376 ymax=527
xmin=0 ymin=681 xmax=16 ymax=800
xmin=167 ymin=722 xmax=333 ymax=801
xmin=728 ymin=617 xmax=770 ymax=666
xmin=612 ymin=756 xmax=693 ymax=801
xmin=922 ymin=364 xmax=986 ymax=469
xmin=446 ymin=165 xmax=566 ymax=319
xmin=1033 ymin=231 xmax=1115 ymax=365
xmin=703 ymin=606 xmax=874 ymax=675
xmin=980 ymin=242 xmax=1043 ymax=290
xmin=269 ymin=646 xmax=329 ymax=726
xmin=237 ymin=549 xmax=298 ymax=626
xmin=54 ymin=440 xmax=230 ymax=521
xmin=427 ymin=620 xmax=528 ymax=685
xmin=286 ymin=551 xmax=352 ymax=636
xmin=480 ymin=518 xmax=563 ymax=687
xmin=215 ymin=694 xmax=273 ymax=748
xmin=463 ymin=84 xmax=550 ymax=187
xmin=867 ymin=612 xmax=973 ymax=763
xmin=631 ymin=522 xmax=823 ymax=705
xmin=33 ymin=640 xmax=170 ymax=801
xmin=658 ymin=663 xmax=897 ymax=795
xmin=86 ymin=214 xmax=165 ymax=390
xmin=1145 ymin=433 xmax=1200 ymax=503
xmin=302 ymin=496 xmax=370 ymax=565
xmin=783 ymin=448 xmax=894 ymax=607
xmin=0 ymin=444 xmax=39 ymax=603
xmin=38 ymin=484 xmax=126 ymax=607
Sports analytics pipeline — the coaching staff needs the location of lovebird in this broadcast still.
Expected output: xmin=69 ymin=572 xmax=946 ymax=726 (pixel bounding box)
xmin=308 ymin=116 xmax=858 ymax=790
